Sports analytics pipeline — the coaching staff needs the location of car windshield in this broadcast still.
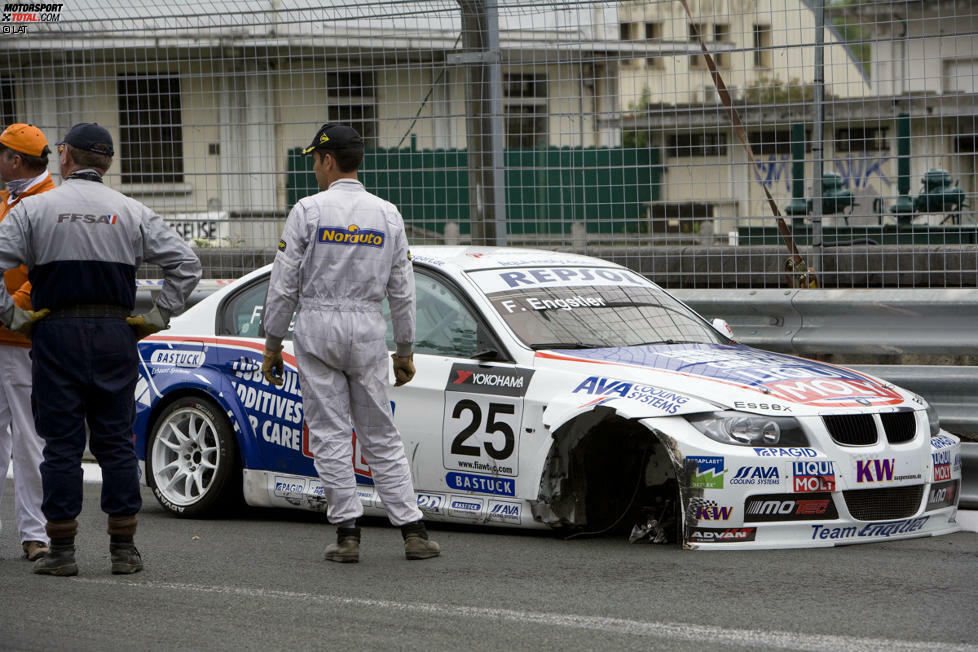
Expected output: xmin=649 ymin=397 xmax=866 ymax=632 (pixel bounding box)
xmin=467 ymin=265 xmax=725 ymax=349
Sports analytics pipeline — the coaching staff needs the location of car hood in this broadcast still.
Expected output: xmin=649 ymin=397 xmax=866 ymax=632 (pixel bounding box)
xmin=534 ymin=343 xmax=914 ymax=418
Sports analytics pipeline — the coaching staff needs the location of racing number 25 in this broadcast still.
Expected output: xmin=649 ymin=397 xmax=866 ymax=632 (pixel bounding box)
xmin=450 ymin=399 xmax=515 ymax=460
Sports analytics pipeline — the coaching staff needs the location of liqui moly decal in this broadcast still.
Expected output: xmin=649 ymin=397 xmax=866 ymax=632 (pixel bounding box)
xmin=761 ymin=377 xmax=903 ymax=407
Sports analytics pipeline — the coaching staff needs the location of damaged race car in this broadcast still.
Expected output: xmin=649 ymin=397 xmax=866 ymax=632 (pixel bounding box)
xmin=133 ymin=246 xmax=962 ymax=549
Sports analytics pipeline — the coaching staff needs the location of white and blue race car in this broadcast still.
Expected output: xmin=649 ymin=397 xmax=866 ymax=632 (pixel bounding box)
xmin=133 ymin=246 xmax=962 ymax=549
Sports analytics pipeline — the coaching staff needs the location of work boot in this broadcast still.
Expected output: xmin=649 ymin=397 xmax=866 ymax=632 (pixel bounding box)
xmin=324 ymin=526 xmax=361 ymax=563
xmin=401 ymin=521 xmax=440 ymax=561
xmin=109 ymin=536 xmax=143 ymax=575
xmin=32 ymin=538 xmax=78 ymax=576
xmin=22 ymin=540 xmax=49 ymax=561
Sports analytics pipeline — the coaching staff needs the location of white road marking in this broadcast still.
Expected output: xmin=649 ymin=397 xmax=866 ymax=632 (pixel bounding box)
xmin=75 ymin=578 xmax=976 ymax=652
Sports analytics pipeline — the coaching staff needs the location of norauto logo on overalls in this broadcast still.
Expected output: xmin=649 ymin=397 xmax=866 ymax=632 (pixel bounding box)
xmin=2 ymin=3 xmax=63 ymax=22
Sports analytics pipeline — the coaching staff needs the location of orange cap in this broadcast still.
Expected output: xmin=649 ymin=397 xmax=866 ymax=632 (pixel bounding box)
xmin=0 ymin=123 xmax=49 ymax=157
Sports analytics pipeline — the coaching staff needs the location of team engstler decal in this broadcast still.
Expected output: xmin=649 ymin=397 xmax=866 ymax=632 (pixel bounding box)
xmin=445 ymin=363 xmax=534 ymax=397
xmin=544 ymin=343 xmax=904 ymax=407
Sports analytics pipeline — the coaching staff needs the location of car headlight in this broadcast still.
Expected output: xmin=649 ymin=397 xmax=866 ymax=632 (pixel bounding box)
xmin=687 ymin=410 xmax=809 ymax=447
xmin=926 ymin=403 xmax=941 ymax=437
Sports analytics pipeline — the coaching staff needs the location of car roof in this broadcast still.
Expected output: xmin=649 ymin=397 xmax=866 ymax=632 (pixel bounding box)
xmin=242 ymin=246 xmax=623 ymax=281
xmin=408 ymin=245 xmax=621 ymax=274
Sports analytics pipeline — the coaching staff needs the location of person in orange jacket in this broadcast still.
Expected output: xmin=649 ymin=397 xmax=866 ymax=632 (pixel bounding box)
xmin=0 ymin=124 xmax=56 ymax=562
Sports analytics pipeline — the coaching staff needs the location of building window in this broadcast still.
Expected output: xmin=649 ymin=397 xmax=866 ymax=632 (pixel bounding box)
xmin=835 ymin=126 xmax=889 ymax=153
xmin=0 ymin=78 xmax=15 ymax=126
xmin=619 ymin=22 xmax=636 ymax=41
xmin=645 ymin=22 xmax=663 ymax=68
xmin=326 ymin=71 xmax=377 ymax=145
xmin=689 ymin=23 xmax=707 ymax=69
xmin=754 ymin=25 xmax=772 ymax=68
xmin=748 ymin=130 xmax=806 ymax=155
xmin=504 ymin=73 xmax=547 ymax=148
xmin=713 ymin=24 xmax=730 ymax=68
xmin=117 ymin=75 xmax=184 ymax=184
xmin=668 ymin=132 xmax=728 ymax=157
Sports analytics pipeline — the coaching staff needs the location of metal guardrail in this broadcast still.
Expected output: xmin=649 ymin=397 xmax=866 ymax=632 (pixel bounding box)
xmin=140 ymin=283 xmax=978 ymax=507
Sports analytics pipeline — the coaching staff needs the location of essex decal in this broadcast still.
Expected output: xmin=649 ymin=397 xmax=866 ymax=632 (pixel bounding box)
xmin=317 ymin=224 xmax=385 ymax=247
xmin=572 ymin=376 xmax=689 ymax=414
xmin=810 ymin=516 xmax=929 ymax=541
xmin=743 ymin=493 xmax=837 ymax=522
xmin=925 ymin=480 xmax=958 ymax=511
xmin=443 ymin=364 xmax=531 ymax=478
xmin=688 ymin=456 xmax=725 ymax=489
xmin=688 ymin=527 xmax=756 ymax=543
xmin=792 ymin=461 xmax=835 ymax=493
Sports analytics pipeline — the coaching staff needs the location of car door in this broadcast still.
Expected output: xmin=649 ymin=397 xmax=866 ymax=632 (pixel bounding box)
xmin=386 ymin=269 xmax=533 ymax=522
xmin=215 ymin=274 xmax=313 ymax=477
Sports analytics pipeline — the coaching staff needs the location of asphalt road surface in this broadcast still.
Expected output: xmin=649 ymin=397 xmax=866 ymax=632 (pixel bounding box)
xmin=1 ymin=479 xmax=976 ymax=652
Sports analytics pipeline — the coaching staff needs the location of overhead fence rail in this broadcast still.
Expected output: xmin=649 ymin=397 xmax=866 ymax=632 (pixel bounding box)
xmin=2 ymin=0 xmax=976 ymax=287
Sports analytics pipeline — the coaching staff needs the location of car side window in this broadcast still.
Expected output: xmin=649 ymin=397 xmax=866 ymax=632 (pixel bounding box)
xmin=384 ymin=271 xmax=480 ymax=358
xmin=219 ymin=277 xmax=294 ymax=341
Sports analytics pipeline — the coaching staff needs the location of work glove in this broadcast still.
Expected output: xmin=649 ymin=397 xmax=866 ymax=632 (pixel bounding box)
xmin=6 ymin=306 xmax=50 ymax=340
xmin=262 ymin=347 xmax=285 ymax=386
xmin=391 ymin=353 xmax=415 ymax=387
xmin=126 ymin=304 xmax=169 ymax=340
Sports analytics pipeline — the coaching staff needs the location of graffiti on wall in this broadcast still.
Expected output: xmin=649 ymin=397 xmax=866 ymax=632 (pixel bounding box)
xmin=752 ymin=154 xmax=894 ymax=192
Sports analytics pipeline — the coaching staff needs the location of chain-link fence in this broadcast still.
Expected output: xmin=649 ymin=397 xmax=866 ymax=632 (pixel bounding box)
xmin=2 ymin=0 xmax=976 ymax=287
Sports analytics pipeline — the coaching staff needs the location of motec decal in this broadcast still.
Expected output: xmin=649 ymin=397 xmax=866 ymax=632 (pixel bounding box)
xmin=925 ymin=480 xmax=958 ymax=511
xmin=688 ymin=527 xmax=756 ymax=543
xmin=445 ymin=363 xmax=534 ymax=398
xmin=792 ymin=461 xmax=836 ymax=493
xmin=317 ymin=224 xmax=385 ymax=248
xmin=743 ymin=493 xmax=838 ymax=522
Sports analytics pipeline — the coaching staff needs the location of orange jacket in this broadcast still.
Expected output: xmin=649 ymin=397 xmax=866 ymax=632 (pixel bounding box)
xmin=0 ymin=172 xmax=56 ymax=348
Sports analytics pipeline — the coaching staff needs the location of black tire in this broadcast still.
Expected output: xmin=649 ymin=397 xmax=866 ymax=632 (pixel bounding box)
xmin=146 ymin=396 xmax=241 ymax=518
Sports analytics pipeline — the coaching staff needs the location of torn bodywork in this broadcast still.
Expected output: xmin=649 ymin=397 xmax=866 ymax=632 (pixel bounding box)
xmin=531 ymin=407 xmax=683 ymax=541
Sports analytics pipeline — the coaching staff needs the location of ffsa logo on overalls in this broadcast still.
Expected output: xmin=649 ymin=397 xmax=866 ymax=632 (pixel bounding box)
xmin=318 ymin=224 xmax=385 ymax=247
xmin=57 ymin=213 xmax=118 ymax=224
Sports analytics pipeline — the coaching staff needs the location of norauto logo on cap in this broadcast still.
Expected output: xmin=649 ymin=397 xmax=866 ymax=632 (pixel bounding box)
xmin=319 ymin=133 xmax=329 ymax=144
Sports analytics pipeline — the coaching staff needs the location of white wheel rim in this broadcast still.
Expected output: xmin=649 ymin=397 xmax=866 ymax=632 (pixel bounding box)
xmin=151 ymin=406 xmax=221 ymax=507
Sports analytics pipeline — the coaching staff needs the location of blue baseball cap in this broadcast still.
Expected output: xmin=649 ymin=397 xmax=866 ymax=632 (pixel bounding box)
xmin=57 ymin=122 xmax=114 ymax=156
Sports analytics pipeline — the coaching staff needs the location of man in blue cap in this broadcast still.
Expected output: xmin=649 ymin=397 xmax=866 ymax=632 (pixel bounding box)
xmin=0 ymin=122 xmax=202 ymax=576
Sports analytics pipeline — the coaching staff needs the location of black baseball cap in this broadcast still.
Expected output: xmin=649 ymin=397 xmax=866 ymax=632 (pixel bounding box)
xmin=301 ymin=123 xmax=363 ymax=155
xmin=57 ymin=122 xmax=114 ymax=156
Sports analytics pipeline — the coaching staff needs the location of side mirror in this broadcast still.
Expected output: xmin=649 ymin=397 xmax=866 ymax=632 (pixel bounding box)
xmin=712 ymin=318 xmax=735 ymax=341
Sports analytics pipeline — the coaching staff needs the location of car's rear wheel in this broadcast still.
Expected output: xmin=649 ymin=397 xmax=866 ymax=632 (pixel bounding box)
xmin=147 ymin=396 xmax=240 ymax=517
